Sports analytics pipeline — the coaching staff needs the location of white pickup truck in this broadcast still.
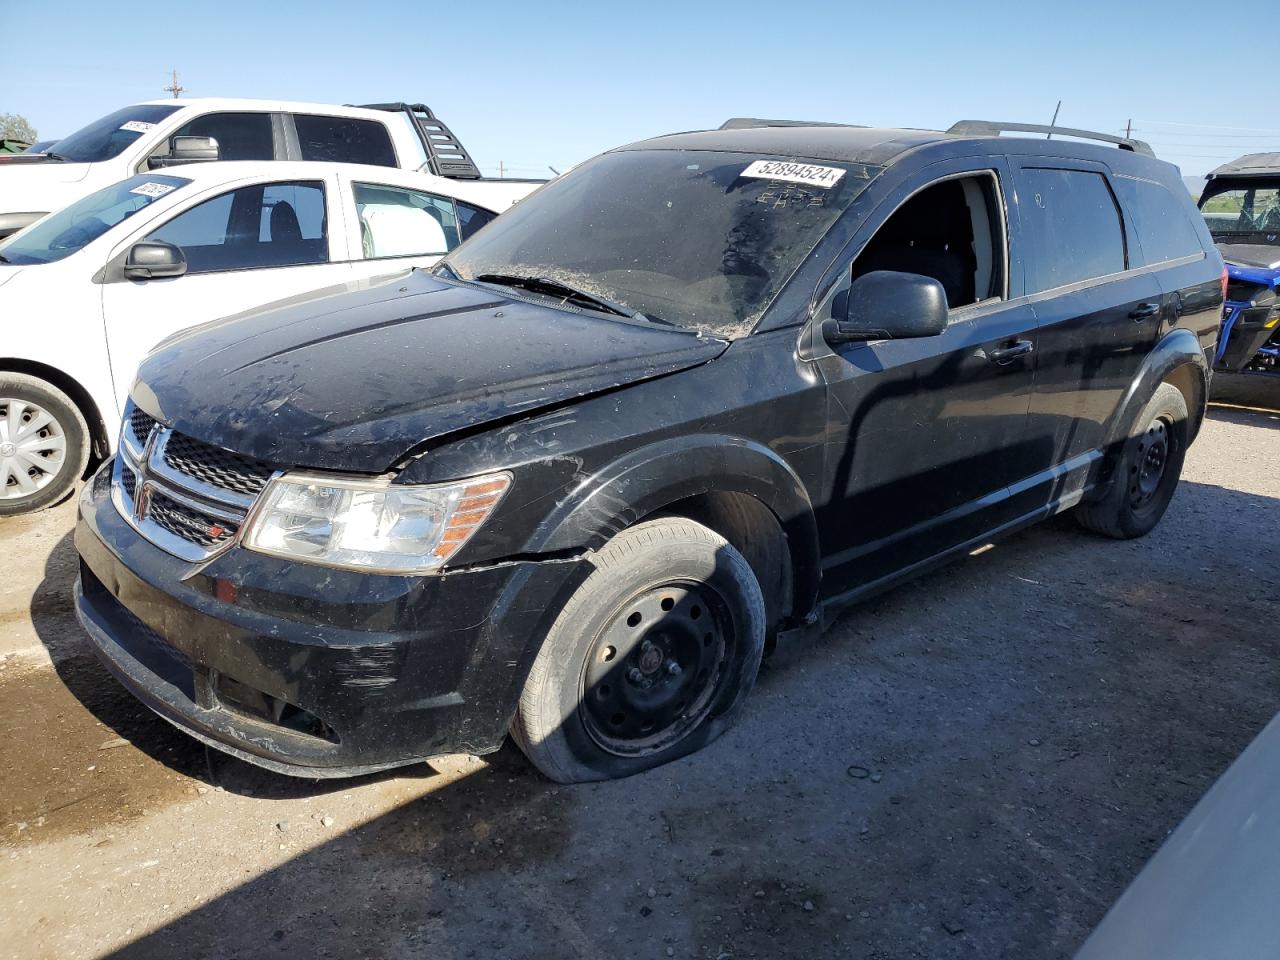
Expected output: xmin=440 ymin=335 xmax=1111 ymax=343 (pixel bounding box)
xmin=0 ymin=98 xmax=540 ymax=237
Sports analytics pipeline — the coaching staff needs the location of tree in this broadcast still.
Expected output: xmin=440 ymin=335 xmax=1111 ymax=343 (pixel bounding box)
xmin=0 ymin=114 xmax=38 ymax=143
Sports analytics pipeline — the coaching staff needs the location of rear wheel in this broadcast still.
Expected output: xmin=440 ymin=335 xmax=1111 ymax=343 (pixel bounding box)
xmin=512 ymin=518 xmax=765 ymax=783
xmin=0 ymin=373 xmax=90 ymax=517
xmin=1075 ymin=382 xmax=1188 ymax=539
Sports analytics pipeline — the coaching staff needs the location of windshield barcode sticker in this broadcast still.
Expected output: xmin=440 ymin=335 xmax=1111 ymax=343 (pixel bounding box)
xmin=120 ymin=121 xmax=156 ymax=134
xmin=741 ymin=160 xmax=845 ymax=189
xmin=130 ymin=182 xmax=176 ymax=198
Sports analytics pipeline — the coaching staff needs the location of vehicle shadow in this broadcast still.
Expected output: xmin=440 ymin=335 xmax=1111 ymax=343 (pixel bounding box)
xmin=86 ymin=472 xmax=1280 ymax=960
xmin=1210 ymin=372 xmax=1280 ymax=415
xmin=24 ymin=529 xmax=433 ymax=802
xmin=1208 ymin=403 xmax=1280 ymax=431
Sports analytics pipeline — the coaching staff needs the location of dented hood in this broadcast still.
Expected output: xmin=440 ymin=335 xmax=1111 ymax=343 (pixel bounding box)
xmin=133 ymin=271 xmax=727 ymax=472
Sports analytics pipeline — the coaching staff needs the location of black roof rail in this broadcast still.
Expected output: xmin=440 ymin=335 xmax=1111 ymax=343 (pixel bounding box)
xmin=719 ymin=117 xmax=864 ymax=131
xmin=358 ymin=102 xmax=482 ymax=179
xmin=947 ymin=120 xmax=1154 ymax=157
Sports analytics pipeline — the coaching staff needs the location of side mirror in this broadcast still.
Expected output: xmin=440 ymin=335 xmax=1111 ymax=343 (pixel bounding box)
xmin=124 ymin=241 xmax=187 ymax=280
xmin=823 ymin=270 xmax=949 ymax=345
xmin=148 ymin=135 xmax=220 ymax=169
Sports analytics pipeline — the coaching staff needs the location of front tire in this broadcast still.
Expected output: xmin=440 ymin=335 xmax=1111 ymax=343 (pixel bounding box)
xmin=1075 ymin=382 xmax=1188 ymax=539
xmin=512 ymin=518 xmax=766 ymax=783
xmin=0 ymin=373 xmax=90 ymax=517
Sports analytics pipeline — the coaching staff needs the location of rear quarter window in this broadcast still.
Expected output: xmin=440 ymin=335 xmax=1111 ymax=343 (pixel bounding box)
xmin=1016 ymin=168 xmax=1126 ymax=293
xmin=1112 ymin=175 xmax=1206 ymax=265
xmin=293 ymin=114 xmax=396 ymax=167
xmin=456 ymin=201 xmax=497 ymax=241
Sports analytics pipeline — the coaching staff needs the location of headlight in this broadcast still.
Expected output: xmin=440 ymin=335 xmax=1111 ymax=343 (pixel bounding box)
xmin=242 ymin=472 xmax=510 ymax=574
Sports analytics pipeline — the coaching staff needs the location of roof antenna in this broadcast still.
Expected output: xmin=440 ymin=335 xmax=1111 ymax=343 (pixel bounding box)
xmin=1046 ymin=100 xmax=1061 ymax=140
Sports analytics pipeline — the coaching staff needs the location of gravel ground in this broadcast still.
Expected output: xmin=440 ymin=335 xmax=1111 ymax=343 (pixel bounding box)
xmin=1 ymin=398 xmax=1277 ymax=960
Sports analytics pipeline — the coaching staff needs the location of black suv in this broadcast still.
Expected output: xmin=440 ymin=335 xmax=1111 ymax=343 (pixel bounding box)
xmin=75 ymin=119 xmax=1224 ymax=783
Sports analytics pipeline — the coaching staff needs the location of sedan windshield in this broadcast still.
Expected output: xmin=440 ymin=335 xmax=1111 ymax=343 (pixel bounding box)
xmin=47 ymin=104 xmax=180 ymax=163
xmin=0 ymin=174 xmax=190 ymax=265
xmin=441 ymin=149 xmax=880 ymax=336
xmin=1200 ymin=181 xmax=1280 ymax=247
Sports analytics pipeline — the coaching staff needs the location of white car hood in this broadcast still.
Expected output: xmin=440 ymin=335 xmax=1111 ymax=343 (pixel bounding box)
xmin=0 ymin=163 xmax=94 ymax=214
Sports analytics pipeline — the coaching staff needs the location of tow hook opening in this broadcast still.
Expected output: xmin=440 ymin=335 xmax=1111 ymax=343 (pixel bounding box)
xmin=213 ymin=673 xmax=340 ymax=744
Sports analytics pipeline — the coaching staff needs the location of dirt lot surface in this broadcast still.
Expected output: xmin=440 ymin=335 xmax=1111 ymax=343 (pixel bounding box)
xmin=1 ymin=397 xmax=1277 ymax=960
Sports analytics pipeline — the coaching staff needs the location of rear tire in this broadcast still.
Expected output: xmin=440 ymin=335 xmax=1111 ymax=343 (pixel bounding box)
xmin=511 ymin=518 xmax=766 ymax=783
xmin=0 ymin=373 xmax=90 ymax=517
xmin=1075 ymin=382 xmax=1188 ymax=539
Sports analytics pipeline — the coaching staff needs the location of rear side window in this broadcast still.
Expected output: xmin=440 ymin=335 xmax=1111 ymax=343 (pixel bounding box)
xmin=353 ymin=182 xmax=457 ymax=258
xmin=456 ymin=201 xmax=497 ymax=241
xmin=1112 ymin=176 xmax=1204 ymax=265
xmin=1016 ymin=168 xmax=1126 ymax=292
xmin=168 ymin=112 xmax=274 ymax=161
xmin=293 ymin=115 xmax=396 ymax=167
xmin=146 ymin=180 xmax=328 ymax=274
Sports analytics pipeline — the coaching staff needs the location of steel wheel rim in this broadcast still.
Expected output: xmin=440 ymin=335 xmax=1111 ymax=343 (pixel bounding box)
xmin=0 ymin=397 xmax=67 ymax=501
xmin=580 ymin=581 xmax=732 ymax=758
xmin=1128 ymin=417 xmax=1170 ymax=510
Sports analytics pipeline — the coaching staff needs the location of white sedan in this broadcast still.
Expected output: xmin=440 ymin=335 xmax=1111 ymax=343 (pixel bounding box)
xmin=0 ymin=161 xmax=531 ymax=516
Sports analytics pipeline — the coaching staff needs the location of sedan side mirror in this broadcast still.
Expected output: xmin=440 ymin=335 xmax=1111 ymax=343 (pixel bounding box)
xmin=823 ymin=270 xmax=949 ymax=345
xmin=148 ymin=135 xmax=220 ymax=169
xmin=124 ymin=241 xmax=187 ymax=280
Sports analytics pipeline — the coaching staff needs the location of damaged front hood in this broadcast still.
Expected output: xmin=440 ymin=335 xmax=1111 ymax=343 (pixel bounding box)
xmin=134 ymin=271 xmax=728 ymax=472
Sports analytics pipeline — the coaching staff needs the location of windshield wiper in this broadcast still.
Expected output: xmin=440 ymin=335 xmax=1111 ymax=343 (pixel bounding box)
xmin=473 ymin=272 xmax=672 ymax=325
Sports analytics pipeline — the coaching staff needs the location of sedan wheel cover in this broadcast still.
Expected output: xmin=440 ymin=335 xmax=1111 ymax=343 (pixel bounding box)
xmin=0 ymin=397 xmax=67 ymax=500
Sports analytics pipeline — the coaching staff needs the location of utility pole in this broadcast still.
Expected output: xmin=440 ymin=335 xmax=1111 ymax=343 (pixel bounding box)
xmin=164 ymin=69 xmax=185 ymax=99
xmin=498 ymin=160 xmax=505 ymax=179
xmin=1125 ymin=118 xmax=1132 ymax=139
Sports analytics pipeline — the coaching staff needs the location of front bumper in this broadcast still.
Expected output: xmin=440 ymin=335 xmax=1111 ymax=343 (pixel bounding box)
xmin=74 ymin=465 xmax=590 ymax=777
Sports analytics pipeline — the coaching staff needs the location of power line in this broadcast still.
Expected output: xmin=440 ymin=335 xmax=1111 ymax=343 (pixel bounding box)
xmin=1133 ymin=118 xmax=1280 ymax=134
xmin=1142 ymin=142 xmax=1280 ymax=149
xmin=1131 ymin=131 xmax=1280 ymax=140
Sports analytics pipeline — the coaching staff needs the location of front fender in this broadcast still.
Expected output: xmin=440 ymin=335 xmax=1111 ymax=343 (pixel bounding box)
xmin=1105 ymin=327 xmax=1210 ymax=448
xmin=529 ymin=434 xmax=822 ymax=620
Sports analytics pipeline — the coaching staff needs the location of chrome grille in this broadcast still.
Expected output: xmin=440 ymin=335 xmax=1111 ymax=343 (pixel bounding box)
xmin=129 ymin=408 xmax=159 ymax=447
xmin=162 ymin=433 xmax=273 ymax=498
xmin=148 ymin=490 xmax=238 ymax=548
xmin=112 ymin=403 xmax=277 ymax=562
xmin=120 ymin=464 xmax=138 ymax=501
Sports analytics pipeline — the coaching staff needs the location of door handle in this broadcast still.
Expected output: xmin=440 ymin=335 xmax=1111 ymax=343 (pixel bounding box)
xmin=1129 ymin=302 xmax=1160 ymax=320
xmin=988 ymin=339 xmax=1035 ymax=364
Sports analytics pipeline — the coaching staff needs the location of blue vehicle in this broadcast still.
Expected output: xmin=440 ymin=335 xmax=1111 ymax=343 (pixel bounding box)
xmin=1198 ymin=154 xmax=1280 ymax=376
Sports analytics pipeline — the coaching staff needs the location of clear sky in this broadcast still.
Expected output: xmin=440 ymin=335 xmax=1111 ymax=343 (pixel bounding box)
xmin=3 ymin=0 xmax=1277 ymax=178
